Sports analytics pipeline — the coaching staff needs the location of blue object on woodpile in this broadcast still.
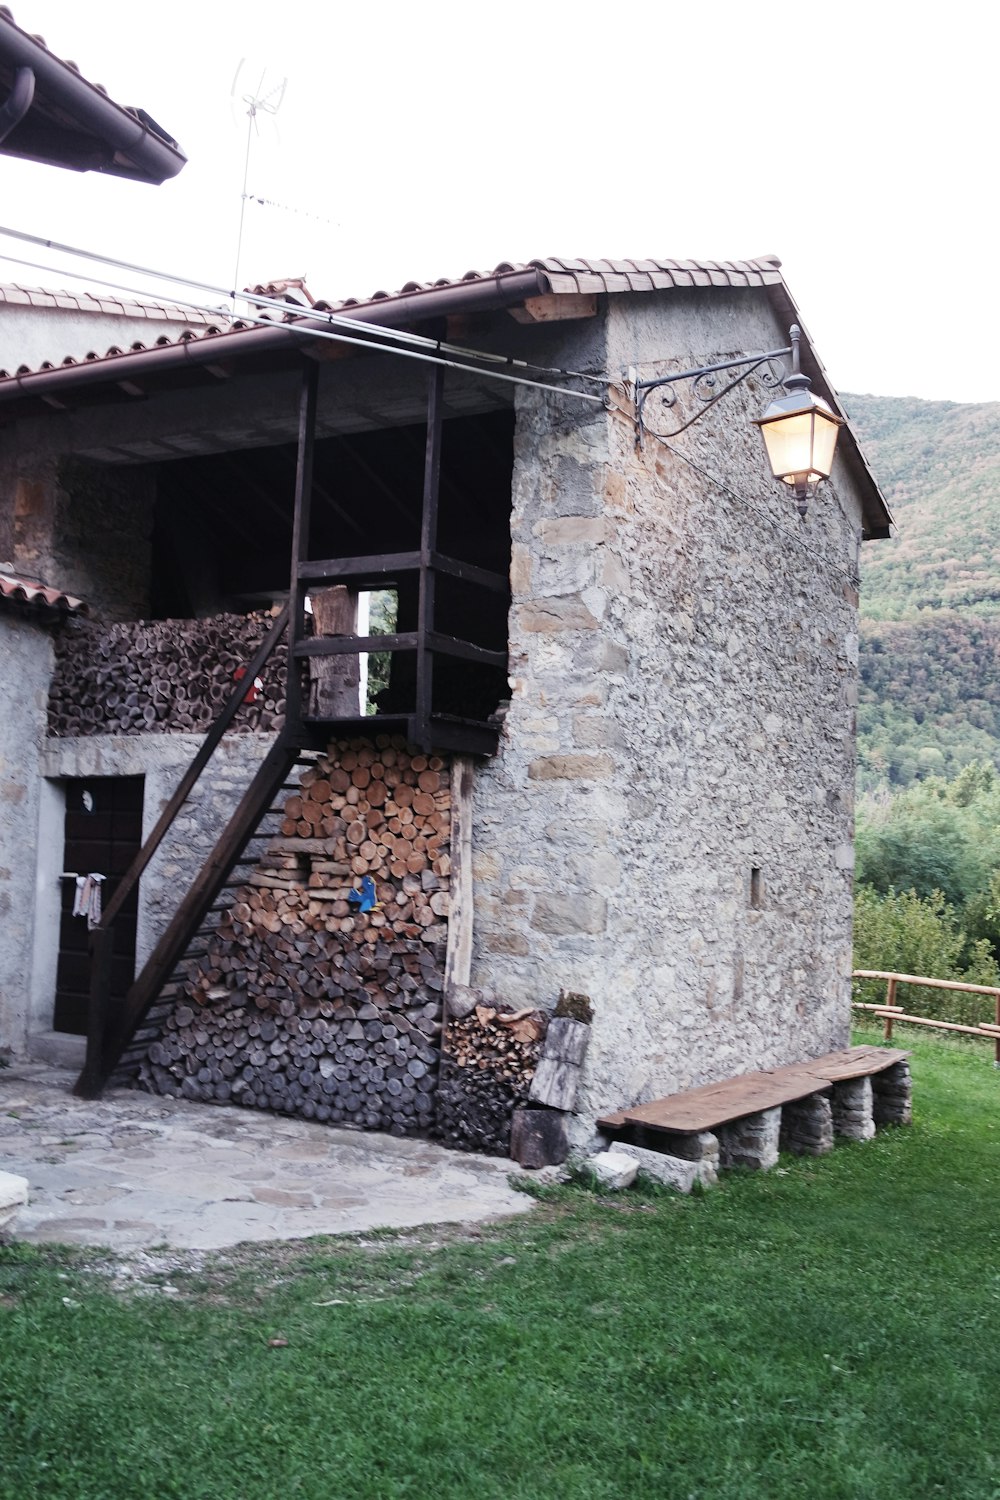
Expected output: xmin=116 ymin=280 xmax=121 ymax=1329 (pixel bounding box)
xmin=348 ymin=874 xmax=380 ymax=912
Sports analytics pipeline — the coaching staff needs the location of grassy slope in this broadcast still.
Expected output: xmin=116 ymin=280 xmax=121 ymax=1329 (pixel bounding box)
xmin=2 ymin=1035 xmax=999 ymax=1500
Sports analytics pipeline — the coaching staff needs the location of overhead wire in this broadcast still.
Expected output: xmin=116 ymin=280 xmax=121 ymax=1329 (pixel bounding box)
xmin=0 ymin=222 xmax=609 ymax=394
xmin=0 ymin=245 xmax=610 ymax=404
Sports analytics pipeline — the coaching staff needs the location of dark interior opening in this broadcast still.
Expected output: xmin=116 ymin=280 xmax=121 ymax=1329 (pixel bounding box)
xmin=149 ymin=408 xmax=515 ymax=725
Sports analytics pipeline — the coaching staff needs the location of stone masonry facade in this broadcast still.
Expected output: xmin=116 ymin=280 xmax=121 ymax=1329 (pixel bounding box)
xmin=470 ymin=292 xmax=865 ymax=1146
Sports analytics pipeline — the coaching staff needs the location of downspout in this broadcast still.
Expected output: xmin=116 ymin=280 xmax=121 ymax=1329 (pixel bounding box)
xmin=0 ymin=65 xmax=34 ymax=145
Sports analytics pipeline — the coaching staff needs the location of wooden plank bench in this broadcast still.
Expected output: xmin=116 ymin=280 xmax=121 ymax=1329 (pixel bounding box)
xmin=597 ymin=1045 xmax=911 ymax=1172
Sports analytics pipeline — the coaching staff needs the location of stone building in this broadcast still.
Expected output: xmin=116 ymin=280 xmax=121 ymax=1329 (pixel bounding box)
xmin=0 ymin=254 xmax=891 ymax=1151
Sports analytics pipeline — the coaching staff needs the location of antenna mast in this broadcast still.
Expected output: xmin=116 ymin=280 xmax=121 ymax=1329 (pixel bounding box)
xmin=230 ymin=62 xmax=287 ymax=307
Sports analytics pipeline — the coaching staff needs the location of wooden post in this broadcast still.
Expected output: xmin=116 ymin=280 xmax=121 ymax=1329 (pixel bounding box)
xmin=415 ymin=365 xmax=444 ymax=750
xmin=884 ymin=976 xmax=897 ymax=1041
xmin=995 ymin=989 xmax=1000 ymax=1066
xmin=444 ymin=755 xmax=474 ymax=993
xmin=75 ymin=927 xmax=115 ymax=1099
xmin=308 ymin=585 xmax=360 ymax=717
xmin=285 ymin=361 xmax=319 ymax=736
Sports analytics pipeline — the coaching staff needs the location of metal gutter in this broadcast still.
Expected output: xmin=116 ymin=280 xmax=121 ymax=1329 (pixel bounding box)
xmin=0 ymin=12 xmax=185 ymax=182
xmin=0 ymin=268 xmax=551 ymax=405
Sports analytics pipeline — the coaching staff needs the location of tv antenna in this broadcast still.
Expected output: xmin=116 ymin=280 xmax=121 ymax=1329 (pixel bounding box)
xmin=230 ymin=61 xmax=287 ymax=304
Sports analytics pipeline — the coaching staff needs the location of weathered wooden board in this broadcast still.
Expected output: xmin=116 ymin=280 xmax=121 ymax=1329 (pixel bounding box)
xmin=597 ymin=1046 xmax=911 ymax=1135
xmin=784 ymin=1045 xmax=909 ymax=1082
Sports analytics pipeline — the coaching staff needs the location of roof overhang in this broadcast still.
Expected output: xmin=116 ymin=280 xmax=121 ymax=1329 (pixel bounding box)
xmin=0 ymin=255 xmax=892 ymax=538
xmin=0 ymin=7 xmax=186 ymax=183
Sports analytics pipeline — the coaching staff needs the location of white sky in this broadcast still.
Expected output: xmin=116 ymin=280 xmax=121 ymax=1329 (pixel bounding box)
xmin=1 ymin=0 xmax=997 ymax=403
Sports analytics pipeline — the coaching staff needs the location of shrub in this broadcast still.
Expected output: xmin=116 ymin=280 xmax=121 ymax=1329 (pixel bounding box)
xmin=853 ymin=884 xmax=999 ymax=1026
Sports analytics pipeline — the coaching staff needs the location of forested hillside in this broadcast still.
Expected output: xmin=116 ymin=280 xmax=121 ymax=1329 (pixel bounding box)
xmin=844 ymin=392 xmax=1000 ymax=787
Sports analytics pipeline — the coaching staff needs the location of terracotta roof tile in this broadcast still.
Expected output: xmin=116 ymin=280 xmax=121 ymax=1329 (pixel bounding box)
xmin=0 ymin=282 xmax=217 ymax=323
xmin=0 ymin=254 xmax=788 ymax=386
xmin=0 ymin=566 xmax=87 ymax=617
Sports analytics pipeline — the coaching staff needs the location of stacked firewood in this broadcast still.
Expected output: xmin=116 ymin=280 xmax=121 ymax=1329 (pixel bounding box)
xmin=48 ymin=610 xmax=285 ymax=736
xmin=138 ymin=739 xmax=451 ymax=1135
xmin=435 ymin=1002 xmax=547 ymax=1155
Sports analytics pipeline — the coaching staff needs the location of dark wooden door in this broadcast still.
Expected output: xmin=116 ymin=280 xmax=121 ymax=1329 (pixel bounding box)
xmin=53 ymin=776 xmax=144 ymax=1036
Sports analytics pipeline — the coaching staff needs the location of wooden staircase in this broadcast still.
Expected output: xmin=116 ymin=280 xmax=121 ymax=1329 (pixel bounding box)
xmin=73 ymin=608 xmax=303 ymax=1099
xmin=77 ymin=740 xmax=322 ymax=1097
xmin=74 ymin=358 xmax=506 ymax=1099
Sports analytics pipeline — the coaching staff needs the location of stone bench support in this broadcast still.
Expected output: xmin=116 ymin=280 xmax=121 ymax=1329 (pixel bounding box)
xmin=615 ymin=1140 xmax=718 ymax=1190
xmin=831 ymin=1076 xmax=876 ymax=1141
xmin=717 ymin=1106 xmax=781 ymax=1171
xmin=779 ymin=1090 xmax=834 ymax=1156
xmin=872 ymin=1059 xmax=912 ymax=1126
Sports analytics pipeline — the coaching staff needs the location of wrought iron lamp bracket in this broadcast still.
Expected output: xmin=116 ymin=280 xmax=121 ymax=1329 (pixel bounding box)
xmin=629 ymin=341 xmax=793 ymax=446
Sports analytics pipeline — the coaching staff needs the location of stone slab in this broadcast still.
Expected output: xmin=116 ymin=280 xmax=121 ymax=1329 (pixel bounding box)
xmin=0 ymin=1064 xmax=537 ymax=1251
xmin=0 ymin=1169 xmax=29 ymax=1232
xmin=588 ymin=1151 xmax=638 ymax=1190
xmin=613 ymin=1142 xmax=716 ymax=1192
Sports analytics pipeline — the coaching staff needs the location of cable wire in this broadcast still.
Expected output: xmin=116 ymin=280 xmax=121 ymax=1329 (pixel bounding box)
xmin=0 ymin=222 xmax=608 ymax=391
xmin=0 ymin=246 xmax=607 ymax=405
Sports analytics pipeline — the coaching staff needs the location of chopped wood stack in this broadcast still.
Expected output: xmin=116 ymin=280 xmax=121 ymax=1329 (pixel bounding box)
xmin=435 ymin=1002 xmax=547 ymax=1155
xmin=48 ymin=610 xmax=285 ymax=736
xmin=138 ymin=737 xmax=452 ymax=1135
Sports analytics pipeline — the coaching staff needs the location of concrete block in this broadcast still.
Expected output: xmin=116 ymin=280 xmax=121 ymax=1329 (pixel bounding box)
xmin=831 ymin=1076 xmax=876 ymax=1141
xmin=589 ymin=1151 xmax=639 ymax=1190
xmin=0 ymin=1171 xmax=29 ymax=1233
xmin=780 ymin=1091 xmax=834 ymax=1156
xmin=615 ymin=1141 xmax=716 ymax=1191
xmin=718 ymin=1106 xmax=781 ymax=1171
xmin=872 ymin=1061 xmax=912 ymax=1127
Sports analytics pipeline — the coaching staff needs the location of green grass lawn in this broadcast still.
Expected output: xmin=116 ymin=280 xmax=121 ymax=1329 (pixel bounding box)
xmin=2 ymin=1032 xmax=999 ymax=1500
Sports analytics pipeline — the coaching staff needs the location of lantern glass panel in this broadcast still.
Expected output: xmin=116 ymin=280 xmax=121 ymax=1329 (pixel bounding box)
xmin=810 ymin=409 xmax=840 ymax=480
xmin=760 ymin=409 xmax=816 ymax=482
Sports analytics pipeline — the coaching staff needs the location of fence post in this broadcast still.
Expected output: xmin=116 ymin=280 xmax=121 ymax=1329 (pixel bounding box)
xmin=884 ymin=975 xmax=897 ymax=1041
xmin=995 ymin=990 xmax=1000 ymax=1067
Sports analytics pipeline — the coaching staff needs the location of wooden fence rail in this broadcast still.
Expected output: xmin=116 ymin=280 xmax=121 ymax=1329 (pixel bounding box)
xmin=852 ymin=969 xmax=1000 ymax=1064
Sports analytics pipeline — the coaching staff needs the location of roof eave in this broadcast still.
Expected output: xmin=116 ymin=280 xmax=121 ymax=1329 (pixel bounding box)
xmin=759 ymin=277 xmax=893 ymax=540
xmin=0 ymin=13 xmax=186 ymax=183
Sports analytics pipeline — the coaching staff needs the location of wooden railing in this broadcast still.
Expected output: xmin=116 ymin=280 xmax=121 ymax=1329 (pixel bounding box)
xmin=852 ymin=969 xmax=1000 ymax=1064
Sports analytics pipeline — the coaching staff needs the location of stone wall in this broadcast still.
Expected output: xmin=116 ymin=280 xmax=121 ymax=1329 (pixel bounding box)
xmin=21 ymin=733 xmax=275 ymax=1053
xmin=0 ymin=453 xmax=154 ymax=621
xmin=469 ymin=289 xmax=865 ymax=1146
xmin=0 ymin=615 xmax=54 ymax=1056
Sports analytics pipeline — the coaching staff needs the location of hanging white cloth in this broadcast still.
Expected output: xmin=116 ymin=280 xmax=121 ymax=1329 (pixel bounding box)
xmin=71 ymin=872 xmax=106 ymax=929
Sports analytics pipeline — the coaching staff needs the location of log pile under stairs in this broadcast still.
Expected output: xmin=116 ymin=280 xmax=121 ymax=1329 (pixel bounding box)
xmin=135 ymin=737 xmax=453 ymax=1135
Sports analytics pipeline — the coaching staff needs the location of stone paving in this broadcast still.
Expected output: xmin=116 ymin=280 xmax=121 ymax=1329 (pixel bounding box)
xmin=0 ymin=1064 xmax=536 ymax=1251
